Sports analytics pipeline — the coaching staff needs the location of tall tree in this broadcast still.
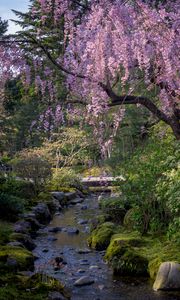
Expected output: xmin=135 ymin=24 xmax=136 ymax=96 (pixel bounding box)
xmin=0 ymin=0 xmax=179 ymax=142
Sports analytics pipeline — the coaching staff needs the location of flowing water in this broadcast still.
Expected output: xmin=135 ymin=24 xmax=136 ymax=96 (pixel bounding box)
xmin=33 ymin=194 xmax=180 ymax=300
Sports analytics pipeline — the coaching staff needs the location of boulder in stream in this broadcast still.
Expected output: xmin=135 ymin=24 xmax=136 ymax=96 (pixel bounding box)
xmin=153 ymin=262 xmax=180 ymax=291
xmin=32 ymin=203 xmax=52 ymax=224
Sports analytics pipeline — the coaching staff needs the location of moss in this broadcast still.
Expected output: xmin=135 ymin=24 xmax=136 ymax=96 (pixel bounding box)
xmin=0 ymin=222 xmax=12 ymax=245
xmin=88 ymin=222 xmax=117 ymax=250
xmin=104 ymin=230 xmax=180 ymax=278
xmin=0 ymin=245 xmax=34 ymax=271
xmin=0 ymin=273 xmax=70 ymax=300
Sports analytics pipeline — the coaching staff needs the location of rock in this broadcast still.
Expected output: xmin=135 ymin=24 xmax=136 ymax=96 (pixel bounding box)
xmin=74 ymin=276 xmax=94 ymax=286
xmin=22 ymin=213 xmax=36 ymax=218
xmin=88 ymin=222 xmax=116 ymax=250
xmin=153 ymin=262 xmax=180 ymax=291
xmin=89 ymin=265 xmax=99 ymax=270
xmin=0 ymin=245 xmax=34 ymax=271
xmin=77 ymin=249 xmax=91 ymax=254
xmin=79 ymin=259 xmax=89 ymax=266
xmin=77 ymin=269 xmax=86 ymax=274
xmin=78 ymin=219 xmax=88 ymax=225
xmin=47 ymin=236 xmax=58 ymax=242
xmin=10 ymin=233 xmax=36 ymax=251
xmin=81 ymin=205 xmax=88 ymax=210
xmin=6 ymin=257 xmax=18 ymax=269
xmin=76 ymin=190 xmax=86 ymax=198
xmin=67 ymin=228 xmax=79 ymax=234
xmin=47 ymin=198 xmax=62 ymax=213
xmin=49 ymin=227 xmax=62 ymax=233
xmin=98 ymin=284 xmax=105 ymax=290
xmin=48 ymin=291 xmax=66 ymax=300
xmin=51 ymin=192 xmax=65 ymax=202
xmin=7 ymin=241 xmax=25 ymax=248
xmin=14 ymin=220 xmax=31 ymax=234
xmin=80 ymin=259 xmax=88 ymax=263
xmin=55 ymin=212 xmax=61 ymax=216
xmin=70 ymin=198 xmax=84 ymax=205
xmin=32 ymin=203 xmax=52 ymax=224
xmin=24 ymin=217 xmax=42 ymax=231
xmin=65 ymin=192 xmax=77 ymax=201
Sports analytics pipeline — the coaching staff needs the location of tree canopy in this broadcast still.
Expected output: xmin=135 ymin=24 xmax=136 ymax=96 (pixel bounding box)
xmin=0 ymin=0 xmax=179 ymax=148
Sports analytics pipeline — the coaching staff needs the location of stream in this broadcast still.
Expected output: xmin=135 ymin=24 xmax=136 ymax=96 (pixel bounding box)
xmin=33 ymin=194 xmax=180 ymax=300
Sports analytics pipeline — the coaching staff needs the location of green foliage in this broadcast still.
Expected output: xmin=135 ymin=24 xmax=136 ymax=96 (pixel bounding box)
xmin=0 ymin=245 xmax=34 ymax=271
xmin=0 ymin=17 xmax=8 ymax=36
xmin=0 ymin=193 xmax=24 ymax=221
xmin=0 ymin=222 xmax=12 ymax=245
xmin=99 ymin=197 xmax=126 ymax=223
xmin=34 ymin=128 xmax=97 ymax=168
xmin=49 ymin=168 xmax=82 ymax=190
xmin=105 ymin=231 xmax=180 ymax=278
xmin=0 ymin=176 xmax=36 ymax=200
xmin=12 ymin=150 xmax=52 ymax=193
xmin=117 ymin=123 xmax=179 ymax=234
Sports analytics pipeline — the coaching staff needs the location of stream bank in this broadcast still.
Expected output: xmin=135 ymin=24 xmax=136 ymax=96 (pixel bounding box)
xmin=33 ymin=193 xmax=180 ymax=300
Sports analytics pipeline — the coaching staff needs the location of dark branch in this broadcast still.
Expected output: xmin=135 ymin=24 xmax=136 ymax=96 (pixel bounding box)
xmin=101 ymin=83 xmax=171 ymax=125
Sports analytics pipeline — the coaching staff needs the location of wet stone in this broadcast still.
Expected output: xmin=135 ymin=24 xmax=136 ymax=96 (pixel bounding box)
xmin=77 ymin=269 xmax=86 ymax=274
xmin=49 ymin=227 xmax=62 ymax=233
xmin=42 ymin=249 xmax=49 ymax=252
xmin=78 ymin=219 xmax=88 ymax=225
xmin=80 ymin=205 xmax=88 ymax=210
xmin=89 ymin=265 xmax=99 ymax=270
xmin=77 ymin=249 xmax=91 ymax=254
xmin=67 ymin=228 xmax=79 ymax=234
xmin=47 ymin=236 xmax=58 ymax=241
xmin=70 ymin=198 xmax=84 ymax=205
xmin=74 ymin=276 xmax=94 ymax=287
xmin=48 ymin=291 xmax=66 ymax=300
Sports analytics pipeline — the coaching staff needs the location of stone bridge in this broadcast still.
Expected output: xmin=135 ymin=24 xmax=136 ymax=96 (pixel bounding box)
xmin=81 ymin=176 xmax=125 ymax=187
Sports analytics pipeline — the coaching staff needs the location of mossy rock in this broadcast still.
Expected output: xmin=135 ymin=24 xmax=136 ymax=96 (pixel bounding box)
xmin=23 ymin=273 xmax=70 ymax=299
xmin=9 ymin=233 xmax=36 ymax=250
xmin=88 ymin=222 xmax=117 ymax=250
xmin=0 ymin=246 xmax=34 ymax=271
xmin=0 ymin=273 xmax=70 ymax=300
xmin=105 ymin=232 xmax=148 ymax=276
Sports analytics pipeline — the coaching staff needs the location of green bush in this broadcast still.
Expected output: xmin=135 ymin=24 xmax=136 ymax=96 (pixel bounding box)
xmin=0 ymin=177 xmax=36 ymax=200
xmin=0 ymin=193 xmax=24 ymax=221
xmin=49 ymin=168 xmax=82 ymax=190
xmin=11 ymin=150 xmax=52 ymax=193
xmin=0 ymin=222 xmax=12 ymax=245
xmin=118 ymin=124 xmax=179 ymax=234
xmin=99 ymin=197 xmax=126 ymax=223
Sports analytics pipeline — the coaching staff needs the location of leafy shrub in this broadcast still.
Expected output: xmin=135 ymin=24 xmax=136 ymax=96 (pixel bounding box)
xmin=0 ymin=222 xmax=12 ymax=245
xmin=49 ymin=168 xmax=82 ymax=190
xmin=99 ymin=197 xmax=126 ymax=223
xmin=11 ymin=150 xmax=52 ymax=193
xmin=118 ymin=124 xmax=179 ymax=234
xmin=0 ymin=177 xmax=36 ymax=200
xmin=0 ymin=193 xmax=24 ymax=221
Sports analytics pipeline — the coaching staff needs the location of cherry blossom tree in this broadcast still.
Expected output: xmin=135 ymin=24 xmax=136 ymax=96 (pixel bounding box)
xmin=0 ymin=0 xmax=180 ymax=142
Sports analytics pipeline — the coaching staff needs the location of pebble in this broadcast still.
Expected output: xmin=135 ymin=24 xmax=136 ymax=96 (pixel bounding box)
xmin=89 ymin=265 xmax=99 ymax=270
xmin=77 ymin=269 xmax=86 ymax=274
xmin=74 ymin=276 xmax=94 ymax=287
xmin=77 ymin=249 xmax=91 ymax=254
xmin=47 ymin=236 xmax=58 ymax=241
